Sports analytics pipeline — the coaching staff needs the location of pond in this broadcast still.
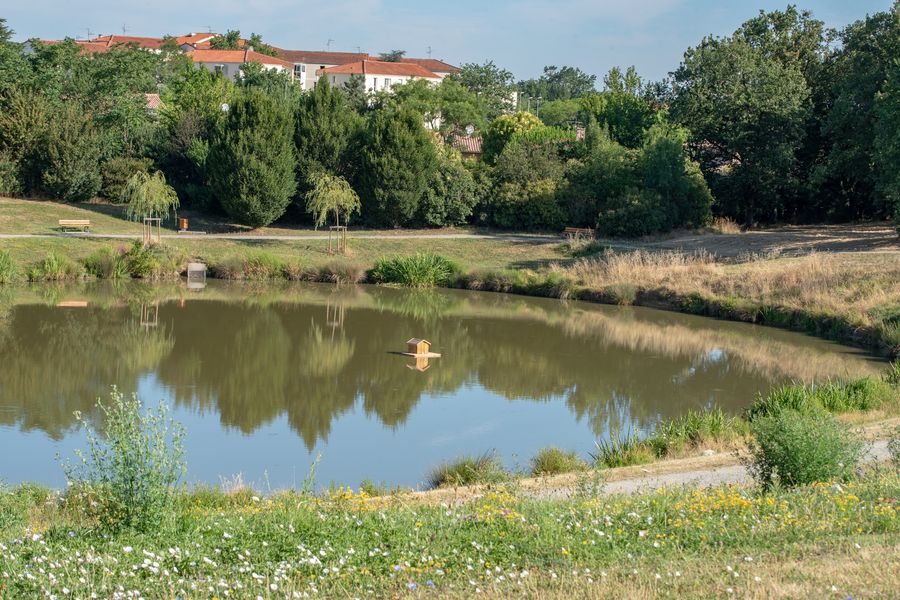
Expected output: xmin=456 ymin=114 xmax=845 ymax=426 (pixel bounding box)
xmin=0 ymin=281 xmax=885 ymax=489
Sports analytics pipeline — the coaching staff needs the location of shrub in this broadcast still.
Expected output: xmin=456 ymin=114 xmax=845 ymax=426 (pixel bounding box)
xmin=28 ymin=252 xmax=85 ymax=281
xmin=123 ymin=241 xmax=184 ymax=279
xmin=83 ymin=247 xmax=129 ymax=279
xmin=596 ymin=189 xmax=667 ymax=237
xmin=61 ymin=387 xmax=186 ymax=532
xmin=0 ymin=250 xmax=17 ymax=284
xmin=100 ymin=157 xmax=153 ymax=201
xmin=530 ymin=447 xmax=588 ymax=476
xmin=418 ymin=155 xmax=478 ymax=227
xmin=369 ymin=253 xmax=460 ymax=287
xmin=746 ymin=410 xmax=865 ymax=489
xmin=493 ymin=179 xmax=565 ymax=231
xmin=426 ymin=452 xmax=507 ymax=489
xmin=591 ymin=431 xmax=655 ymax=468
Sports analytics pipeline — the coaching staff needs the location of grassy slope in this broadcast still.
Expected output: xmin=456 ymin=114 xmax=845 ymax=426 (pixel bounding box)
xmin=1 ymin=471 xmax=897 ymax=599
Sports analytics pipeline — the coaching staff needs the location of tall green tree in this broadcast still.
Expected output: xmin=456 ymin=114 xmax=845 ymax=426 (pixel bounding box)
xmin=814 ymin=8 xmax=899 ymax=220
xmin=40 ymin=104 xmax=103 ymax=202
xmin=208 ymin=88 xmax=296 ymax=227
xmin=154 ymin=64 xmax=234 ymax=208
xmin=379 ymin=50 xmax=406 ymax=62
xmin=481 ymin=111 xmax=542 ymax=162
xmin=876 ymin=54 xmax=900 ymax=230
xmin=418 ymin=146 xmax=478 ymax=227
xmin=0 ymin=19 xmax=27 ymax=93
xmin=358 ymin=107 xmax=438 ymax=226
xmin=518 ymin=65 xmax=597 ymax=101
xmin=449 ymin=61 xmax=515 ymax=120
xmin=672 ymin=25 xmax=810 ymax=224
xmin=294 ymin=79 xmax=363 ymax=212
xmin=210 ymin=30 xmax=242 ymax=50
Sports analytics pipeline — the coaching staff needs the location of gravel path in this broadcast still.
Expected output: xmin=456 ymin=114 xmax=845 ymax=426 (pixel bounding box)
xmin=531 ymin=439 xmax=892 ymax=500
xmin=0 ymin=232 xmax=561 ymax=243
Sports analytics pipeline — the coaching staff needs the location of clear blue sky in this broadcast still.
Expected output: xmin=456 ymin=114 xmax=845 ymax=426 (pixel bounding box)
xmin=5 ymin=1 xmax=894 ymax=81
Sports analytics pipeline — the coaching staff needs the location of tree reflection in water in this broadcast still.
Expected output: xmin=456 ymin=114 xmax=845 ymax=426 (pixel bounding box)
xmin=0 ymin=281 xmax=884 ymax=452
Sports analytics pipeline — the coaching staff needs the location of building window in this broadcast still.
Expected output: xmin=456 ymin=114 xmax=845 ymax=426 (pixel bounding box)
xmin=373 ymin=77 xmax=378 ymax=89
xmin=332 ymin=76 xmax=336 ymax=84
xmin=214 ymin=64 xmax=224 ymax=75
xmin=293 ymin=64 xmax=303 ymax=77
xmin=385 ymin=78 xmax=392 ymax=88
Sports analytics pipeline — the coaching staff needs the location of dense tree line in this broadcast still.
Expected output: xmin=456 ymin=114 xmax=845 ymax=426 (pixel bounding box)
xmin=0 ymin=4 xmax=897 ymax=233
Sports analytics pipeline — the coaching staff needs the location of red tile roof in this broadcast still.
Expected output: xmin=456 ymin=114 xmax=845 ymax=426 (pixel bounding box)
xmin=450 ymin=134 xmax=483 ymax=154
xmin=188 ymin=49 xmax=294 ymax=69
xmin=176 ymin=33 xmax=218 ymax=47
xmin=33 ymin=39 xmax=111 ymax=55
xmin=91 ymin=35 xmax=165 ymax=49
xmin=400 ymin=58 xmax=460 ymax=74
xmin=318 ymin=60 xmax=440 ymax=78
xmin=274 ymin=49 xmax=370 ymax=65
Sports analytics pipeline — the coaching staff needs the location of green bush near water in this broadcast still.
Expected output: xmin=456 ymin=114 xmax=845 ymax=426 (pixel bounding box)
xmin=369 ymin=253 xmax=460 ymax=287
xmin=592 ymin=431 xmax=655 ymax=468
xmin=530 ymin=447 xmax=588 ymax=476
xmin=27 ymin=252 xmax=85 ymax=282
xmin=746 ymin=409 xmax=866 ymax=489
xmin=83 ymin=246 xmax=130 ymax=279
xmin=746 ymin=378 xmax=894 ymax=421
xmin=426 ymin=451 xmax=508 ymax=488
xmin=61 ymin=387 xmax=186 ymax=532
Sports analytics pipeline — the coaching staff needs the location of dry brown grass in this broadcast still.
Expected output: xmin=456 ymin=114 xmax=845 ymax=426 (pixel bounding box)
xmin=554 ymin=250 xmax=900 ymax=353
xmin=709 ymin=216 xmax=743 ymax=235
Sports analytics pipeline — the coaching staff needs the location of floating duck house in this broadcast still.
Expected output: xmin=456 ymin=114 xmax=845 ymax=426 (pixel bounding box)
xmin=403 ymin=338 xmax=441 ymax=358
xmin=407 ymin=338 xmax=430 ymax=355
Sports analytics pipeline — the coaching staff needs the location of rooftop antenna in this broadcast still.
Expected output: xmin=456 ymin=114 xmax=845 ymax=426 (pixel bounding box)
xmin=326 ymin=38 xmax=334 ymax=51
xmin=355 ymin=45 xmax=361 ymax=54
xmin=205 ymin=25 xmax=213 ymax=33
xmin=427 ymin=45 xmax=432 ymax=58
xmin=121 ymin=23 xmax=129 ymax=35
xmin=85 ymin=28 xmax=94 ymax=40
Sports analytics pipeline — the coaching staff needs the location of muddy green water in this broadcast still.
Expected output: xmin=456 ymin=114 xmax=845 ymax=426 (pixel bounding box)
xmin=0 ymin=281 xmax=884 ymax=489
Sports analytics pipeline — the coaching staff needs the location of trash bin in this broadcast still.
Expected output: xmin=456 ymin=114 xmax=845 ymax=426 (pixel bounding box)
xmin=179 ymin=217 xmax=188 ymax=231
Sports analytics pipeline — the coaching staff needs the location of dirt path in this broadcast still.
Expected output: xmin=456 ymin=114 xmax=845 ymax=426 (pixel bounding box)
xmin=612 ymin=223 xmax=900 ymax=258
xmin=3 ymin=223 xmax=897 ymax=257
xmin=0 ymin=232 xmax=561 ymax=243
xmin=409 ymin=438 xmax=893 ymax=506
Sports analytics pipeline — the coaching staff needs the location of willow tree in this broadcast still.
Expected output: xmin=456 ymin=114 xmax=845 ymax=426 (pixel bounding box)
xmin=306 ymin=172 xmax=360 ymax=254
xmin=122 ymin=171 xmax=179 ymax=243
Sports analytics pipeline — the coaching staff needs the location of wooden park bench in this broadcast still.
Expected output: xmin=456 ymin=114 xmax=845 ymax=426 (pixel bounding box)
xmin=563 ymin=226 xmax=594 ymax=241
xmin=58 ymin=219 xmax=91 ymax=232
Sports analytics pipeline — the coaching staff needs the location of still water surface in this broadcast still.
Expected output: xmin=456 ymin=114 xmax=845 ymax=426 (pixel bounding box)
xmin=0 ymin=281 xmax=884 ymax=489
